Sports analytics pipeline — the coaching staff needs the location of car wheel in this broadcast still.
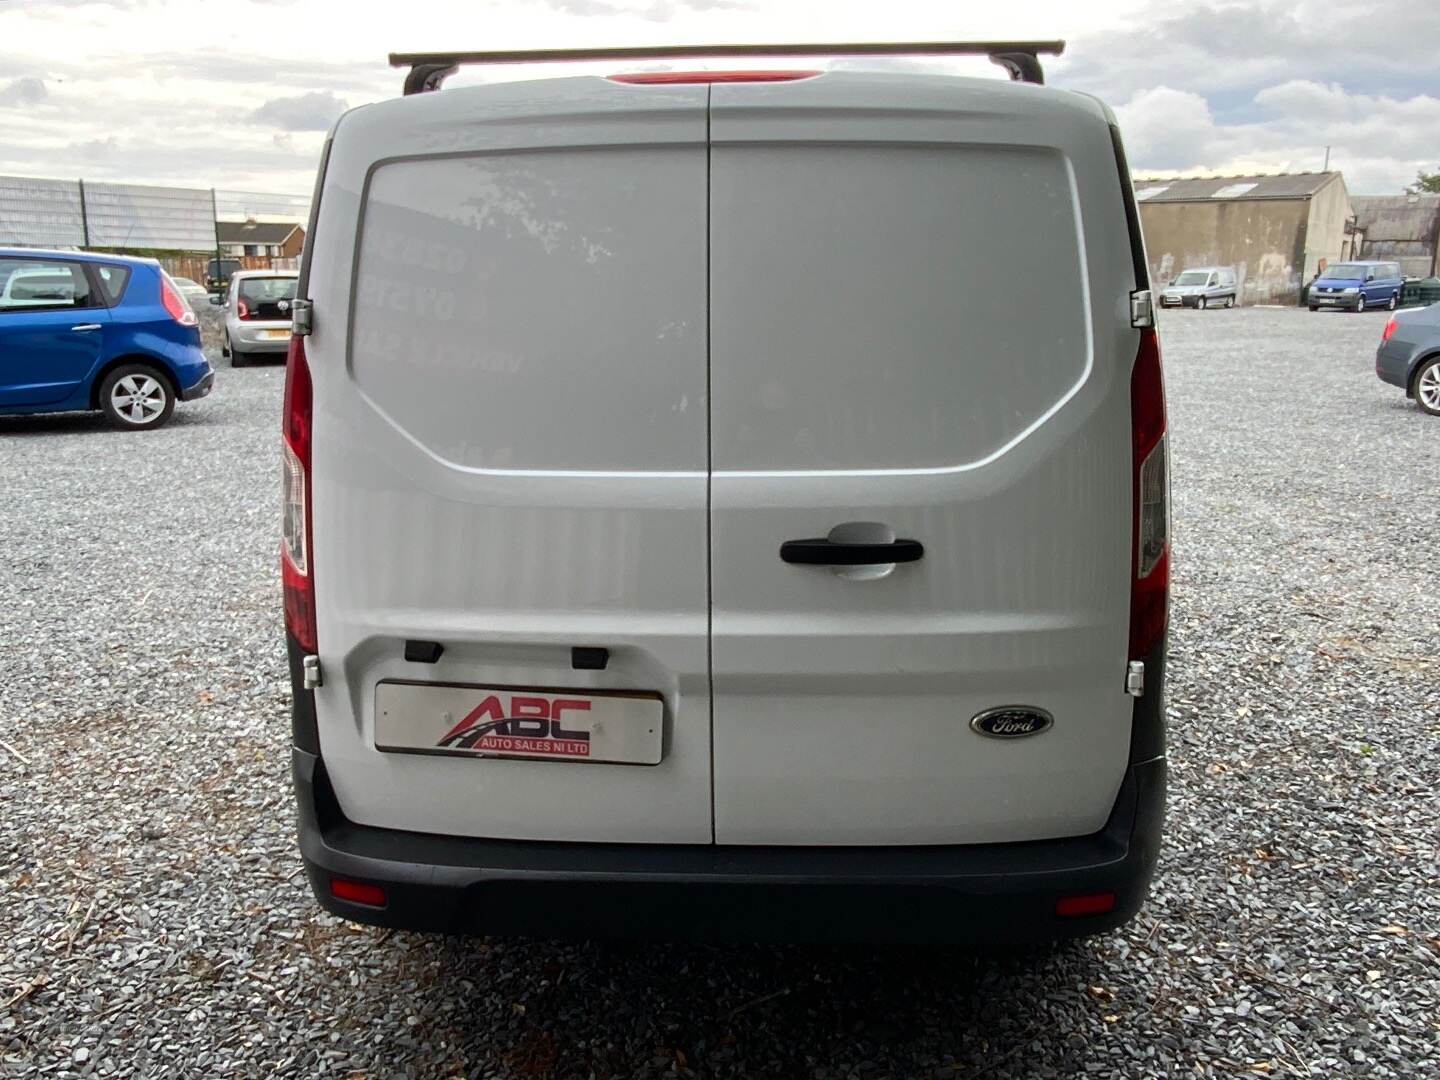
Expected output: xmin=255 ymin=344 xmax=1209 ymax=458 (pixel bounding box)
xmin=1355 ymin=294 xmax=1366 ymax=313
xmin=1225 ymin=295 xmax=1235 ymax=309
xmin=99 ymin=364 xmax=175 ymax=431
xmin=1414 ymin=357 xmax=1440 ymax=416
xmin=1388 ymin=292 xmax=1399 ymax=311
xmin=221 ymin=333 xmax=230 ymax=359
xmin=1196 ymin=296 xmax=1207 ymax=310
xmin=1308 ymin=304 xmax=1319 ymax=312
xmin=231 ymin=348 xmax=250 ymax=369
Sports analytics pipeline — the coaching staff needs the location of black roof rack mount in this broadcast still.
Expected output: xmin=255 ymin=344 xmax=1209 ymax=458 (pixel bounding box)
xmin=389 ymin=40 xmax=1066 ymax=96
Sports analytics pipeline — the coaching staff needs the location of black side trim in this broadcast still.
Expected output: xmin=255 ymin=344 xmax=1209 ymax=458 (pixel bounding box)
xmin=1110 ymin=123 xmax=1150 ymax=291
xmin=1129 ymin=632 xmax=1167 ymax=764
xmin=286 ymin=630 xmax=319 ymax=755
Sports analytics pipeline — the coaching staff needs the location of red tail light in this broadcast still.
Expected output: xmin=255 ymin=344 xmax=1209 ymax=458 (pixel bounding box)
xmin=1056 ymin=891 xmax=1116 ymax=917
xmin=160 ymin=273 xmax=198 ymax=327
xmin=608 ymin=70 xmax=819 ymax=84
xmin=1130 ymin=328 xmax=1169 ymax=659
xmin=1381 ymin=316 xmax=1398 ymax=342
xmin=237 ymin=299 xmax=250 ymax=320
xmin=329 ymin=878 xmax=386 ymax=907
xmin=282 ymin=334 xmax=316 ymax=653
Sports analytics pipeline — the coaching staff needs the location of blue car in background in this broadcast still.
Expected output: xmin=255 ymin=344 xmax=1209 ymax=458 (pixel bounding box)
xmin=1307 ymin=260 xmax=1404 ymax=313
xmin=0 ymin=248 xmax=213 ymax=430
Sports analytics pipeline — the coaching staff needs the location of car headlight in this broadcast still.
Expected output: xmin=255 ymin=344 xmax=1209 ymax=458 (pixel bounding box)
xmin=1342 ymin=287 xmax=1359 ymax=294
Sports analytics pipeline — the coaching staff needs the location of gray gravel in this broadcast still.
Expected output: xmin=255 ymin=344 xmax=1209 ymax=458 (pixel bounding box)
xmin=2 ymin=307 xmax=1437 ymax=1078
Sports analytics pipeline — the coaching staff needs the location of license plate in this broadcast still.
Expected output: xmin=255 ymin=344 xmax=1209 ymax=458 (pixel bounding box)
xmin=259 ymin=329 xmax=290 ymax=340
xmin=374 ymin=681 xmax=663 ymax=765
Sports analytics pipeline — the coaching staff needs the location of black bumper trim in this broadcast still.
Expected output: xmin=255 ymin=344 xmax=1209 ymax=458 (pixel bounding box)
xmin=180 ymin=369 xmax=214 ymax=401
xmin=294 ymin=748 xmax=1165 ymax=944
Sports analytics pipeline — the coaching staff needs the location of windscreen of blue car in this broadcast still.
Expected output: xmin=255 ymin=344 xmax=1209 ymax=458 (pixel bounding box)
xmin=1319 ymin=264 xmax=1367 ymax=281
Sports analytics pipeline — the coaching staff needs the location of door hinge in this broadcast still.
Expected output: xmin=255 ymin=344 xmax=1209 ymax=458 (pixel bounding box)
xmin=1126 ymin=660 xmax=1145 ymax=698
xmin=302 ymin=654 xmax=323 ymax=690
xmin=1130 ymin=289 xmax=1154 ymax=329
xmin=291 ymin=298 xmax=313 ymax=336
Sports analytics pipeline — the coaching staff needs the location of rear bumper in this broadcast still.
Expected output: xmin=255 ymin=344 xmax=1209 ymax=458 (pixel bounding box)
xmin=179 ymin=368 xmax=214 ymax=401
xmin=294 ymin=746 xmax=1165 ymax=944
xmin=1375 ymin=342 xmax=1414 ymax=391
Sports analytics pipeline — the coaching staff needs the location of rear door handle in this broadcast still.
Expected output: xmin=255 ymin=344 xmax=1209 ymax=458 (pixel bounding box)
xmin=71 ymin=324 xmax=102 ymax=332
xmin=780 ymin=538 xmax=924 ymax=566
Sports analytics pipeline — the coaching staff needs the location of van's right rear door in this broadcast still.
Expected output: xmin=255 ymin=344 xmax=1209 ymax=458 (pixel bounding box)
xmin=707 ymin=74 xmax=1141 ymax=846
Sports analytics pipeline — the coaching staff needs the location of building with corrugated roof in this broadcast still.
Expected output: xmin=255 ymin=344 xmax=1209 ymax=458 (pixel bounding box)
xmin=1133 ymin=172 xmax=1352 ymax=305
xmin=1352 ymin=194 xmax=1440 ymax=279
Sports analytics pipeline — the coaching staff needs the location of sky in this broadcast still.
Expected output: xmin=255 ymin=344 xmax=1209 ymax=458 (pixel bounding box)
xmin=0 ymin=0 xmax=1436 ymax=197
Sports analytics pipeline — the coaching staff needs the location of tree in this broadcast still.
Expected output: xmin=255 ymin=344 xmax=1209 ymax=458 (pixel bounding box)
xmin=1408 ymin=168 xmax=1440 ymax=194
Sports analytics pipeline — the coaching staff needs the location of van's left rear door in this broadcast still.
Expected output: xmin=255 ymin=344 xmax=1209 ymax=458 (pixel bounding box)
xmin=305 ymin=79 xmax=714 ymax=843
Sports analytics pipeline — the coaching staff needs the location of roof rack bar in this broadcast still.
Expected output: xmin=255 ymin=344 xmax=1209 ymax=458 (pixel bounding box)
xmin=389 ymin=40 xmax=1066 ymax=94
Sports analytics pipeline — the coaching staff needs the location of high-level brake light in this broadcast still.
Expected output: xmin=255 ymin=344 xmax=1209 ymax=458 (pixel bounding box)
xmin=608 ymin=70 xmax=820 ymax=84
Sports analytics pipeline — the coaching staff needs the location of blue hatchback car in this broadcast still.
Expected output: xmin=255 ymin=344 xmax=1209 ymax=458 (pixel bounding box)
xmin=1307 ymin=260 xmax=1404 ymax=313
xmin=0 ymin=248 xmax=213 ymax=430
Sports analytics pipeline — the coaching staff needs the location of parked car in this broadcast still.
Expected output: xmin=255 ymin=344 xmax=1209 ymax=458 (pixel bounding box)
xmin=169 ymin=275 xmax=210 ymax=306
xmin=1308 ymin=260 xmax=1403 ymax=312
xmin=205 ymin=257 xmax=242 ymax=294
xmin=219 ymin=270 xmax=297 ymax=367
xmin=1376 ymin=303 xmax=1440 ymax=415
xmin=285 ymin=60 xmax=1169 ymax=945
xmin=0 ymin=248 xmax=212 ymax=430
xmin=1157 ymin=266 xmax=1237 ymax=309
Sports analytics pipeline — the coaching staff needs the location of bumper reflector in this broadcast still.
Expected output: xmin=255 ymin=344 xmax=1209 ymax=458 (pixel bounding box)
xmin=330 ymin=878 xmax=387 ymax=907
xmin=1055 ymin=891 xmax=1116 ymax=917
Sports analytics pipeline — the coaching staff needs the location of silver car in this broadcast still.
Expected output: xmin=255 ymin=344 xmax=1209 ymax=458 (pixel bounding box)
xmin=1157 ymin=266 xmax=1238 ymax=310
xmin=220 ymin=270 xmax=297 ymax=367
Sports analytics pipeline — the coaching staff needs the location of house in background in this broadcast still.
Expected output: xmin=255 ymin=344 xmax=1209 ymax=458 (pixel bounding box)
xmin=1352 ymin=194 xmax=1440 ymax=279
xmin=216 ymin=220 xmax=305 ymax=270
xmin=1133 ymin=172 xmax=1352 ymax=305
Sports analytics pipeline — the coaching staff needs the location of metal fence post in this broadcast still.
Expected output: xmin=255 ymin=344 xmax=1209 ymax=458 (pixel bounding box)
xmin=78 ymin=178 xmax=90 ymax=247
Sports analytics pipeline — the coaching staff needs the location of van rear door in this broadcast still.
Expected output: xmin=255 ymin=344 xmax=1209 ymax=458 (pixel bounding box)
xmin=306 ymin=80 xmax=713 ymax=843
xmin=707 ymin=75 xmax=1139 ymax=845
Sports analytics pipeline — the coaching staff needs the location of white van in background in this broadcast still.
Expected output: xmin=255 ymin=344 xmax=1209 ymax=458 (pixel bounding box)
xmin=282 ymin=42 xmax=1170 ymax=943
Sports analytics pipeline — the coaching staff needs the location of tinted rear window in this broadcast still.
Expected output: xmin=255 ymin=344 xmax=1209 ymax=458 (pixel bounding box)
xmin=239 ymin=276 xmax=297 ymax=317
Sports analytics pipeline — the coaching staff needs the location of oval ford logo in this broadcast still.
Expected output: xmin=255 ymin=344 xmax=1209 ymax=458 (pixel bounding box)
xmin=970 ymin=706 xmax=1053 ymax=739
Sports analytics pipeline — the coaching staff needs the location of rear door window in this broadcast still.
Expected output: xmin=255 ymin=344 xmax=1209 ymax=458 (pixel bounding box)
xmin=0 ymin=258 xmax=95 ymax=312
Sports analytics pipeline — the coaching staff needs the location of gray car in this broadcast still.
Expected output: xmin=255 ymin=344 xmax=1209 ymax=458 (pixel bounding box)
xmin=1376 ymin=302 xmax=1440 ymax=415
xmin=219 ymin=270 xmax=297 ymax=367
xmin=1157 ymin=266 xmax=1238 ymax=310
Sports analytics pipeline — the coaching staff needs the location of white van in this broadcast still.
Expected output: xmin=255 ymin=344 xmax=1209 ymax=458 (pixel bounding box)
xmin=283 ymin=42 xmax=1170 ymax=943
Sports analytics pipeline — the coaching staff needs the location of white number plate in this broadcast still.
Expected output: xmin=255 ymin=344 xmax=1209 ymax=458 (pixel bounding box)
xmin=374 ymin=681 xmax=663 ymax=765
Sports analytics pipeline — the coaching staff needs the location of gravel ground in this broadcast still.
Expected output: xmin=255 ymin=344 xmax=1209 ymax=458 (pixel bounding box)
xmin=1 ymin=307 xmax=1437 ymax=1078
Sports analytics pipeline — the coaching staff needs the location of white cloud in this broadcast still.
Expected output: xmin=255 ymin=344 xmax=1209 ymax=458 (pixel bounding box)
xmin=250 ymin=91 xmax=349 ymax=132
xmin=0 ymin=0 xmax=1432 ymax=193
xmin=1111 ymin=76 xmax=1440 ymax=193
